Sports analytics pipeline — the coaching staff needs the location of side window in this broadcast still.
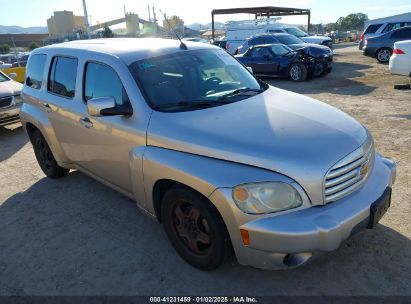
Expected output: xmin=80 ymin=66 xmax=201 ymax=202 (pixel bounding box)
xmin=84 ymin=62 xmax=128 ymax=105
xmin=264 ymin=36 xmax=276 ymax=44
xmin=383 ymin=23 xmax=401 ymax=33
xmin=249 ymin=37 xmax=265 ymax=46
xmin=26 ymin=54 xmax=46 ymax=89
xmin=250 ymin=47 xmax=271 ymax=58
xmin=48 ymin=56 xmax=78 ymax=98
xmin=364 ymin=24 xmax=383 ymax=34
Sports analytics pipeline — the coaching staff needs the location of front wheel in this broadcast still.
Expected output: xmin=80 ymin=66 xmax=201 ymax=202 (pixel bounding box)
xmin=31 ymin=130 xmax=69 ymax=178
xmin=376 ymin=48 xmax=392 ymax=63
xmin=289 ymin=63 xmax=308 ymax=81
xmin=161 ymin=185 xmax=231 ymax=270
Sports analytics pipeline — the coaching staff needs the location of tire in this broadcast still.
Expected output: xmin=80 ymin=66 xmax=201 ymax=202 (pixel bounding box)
xmin=376 ymin=48 xmax=392 ymax=63
xmin=289 ymin=63 xmax=308 ymax=81
xmin=161 ymin=185 xmax=231 ymax=270
xmin=30 ymin=130 xmax=69 ymax=178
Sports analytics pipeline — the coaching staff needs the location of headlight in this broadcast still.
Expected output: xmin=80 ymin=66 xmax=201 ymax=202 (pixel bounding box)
xmin=232 ymin=182 xmax=303 ymax=214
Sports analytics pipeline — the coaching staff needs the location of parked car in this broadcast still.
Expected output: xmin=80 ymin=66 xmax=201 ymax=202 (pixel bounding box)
xmin=389 ymin=40 xmax=411 ymax=77
xmin=20 ymin=38 xmax=396 ymax=271
xmin=363 ymin=26 xmax=411 ymax=63
xmin=234 ymin=33 xmax=333 ymax=57
xmin=0 ymin=71 xmax=23 ymax=126
xmin=235 ymin=43 xmax=332 ymax=81
xmin=212 ymin=39 xmax=228 ymax=50
xmin=266 ymin=26 xmax=333 ymax=49
xmin=12 ymin=61 xmax=27 ymax=68
xmin=225 ymin=19 xmax=332 ymax=53
xmin=359 ymin=21 xmax=411 ymax=50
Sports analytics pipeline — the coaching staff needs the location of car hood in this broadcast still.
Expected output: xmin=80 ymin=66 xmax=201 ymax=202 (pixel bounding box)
xmin=289 ymin=43 xmax=333 ymax=58
xmin=147 ymin=86 xmax=367 ymax=204
xmin=300 ymin=36 xmax=331 ymax=44
xmin=0 ymin=80 xmax=22 ymax=98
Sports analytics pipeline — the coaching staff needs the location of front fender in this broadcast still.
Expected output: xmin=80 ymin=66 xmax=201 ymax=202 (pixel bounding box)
xmin=136 ymin=146 xmax=295 ymax=218
xmin=19 ymin=102 xmax=71 ymax=166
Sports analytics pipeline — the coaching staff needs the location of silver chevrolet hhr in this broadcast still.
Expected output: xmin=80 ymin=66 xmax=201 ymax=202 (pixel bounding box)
xmin=20 ymin=38 xmax=396 ymax=270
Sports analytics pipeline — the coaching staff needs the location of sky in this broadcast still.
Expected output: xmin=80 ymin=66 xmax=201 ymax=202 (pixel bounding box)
xmin=1 ymin=0 xmax=411 ymax=28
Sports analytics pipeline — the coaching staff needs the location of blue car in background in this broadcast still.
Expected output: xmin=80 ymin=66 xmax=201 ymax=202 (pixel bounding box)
xmin=235 ymin=44 xmax=333 ymax=81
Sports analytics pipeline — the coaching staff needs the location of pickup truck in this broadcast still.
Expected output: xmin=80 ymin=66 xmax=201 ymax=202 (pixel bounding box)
xmin=20 ymin=38 xmax=396 ymax=270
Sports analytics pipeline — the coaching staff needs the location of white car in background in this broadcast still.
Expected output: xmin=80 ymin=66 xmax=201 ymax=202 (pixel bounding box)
xmin=389 ymin=40 xmax=411 ymax=77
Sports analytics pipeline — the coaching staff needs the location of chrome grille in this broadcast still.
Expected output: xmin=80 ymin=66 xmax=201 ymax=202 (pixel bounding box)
xmin=0 ymin=96 xmax=13 ymax=108
xmin=324 ymin=136 xmax=375 ymax=203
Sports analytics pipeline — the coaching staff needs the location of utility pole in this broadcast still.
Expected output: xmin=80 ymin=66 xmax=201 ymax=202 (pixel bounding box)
xmin=82 ymin=0 xmax=91 ymax=39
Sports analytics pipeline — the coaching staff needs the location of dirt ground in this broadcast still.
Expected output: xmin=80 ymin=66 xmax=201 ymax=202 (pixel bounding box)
xmin=0 ymin=43 xmax=410 ymax=296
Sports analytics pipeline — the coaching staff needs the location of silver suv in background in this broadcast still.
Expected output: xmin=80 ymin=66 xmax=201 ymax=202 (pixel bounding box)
xmin=20 ymin=38 xmax=396 ymax=270
xmin=0 ymin=71 xmax=22 ymax=127
xmin=359 ymin=21 xmax=411 ymax=50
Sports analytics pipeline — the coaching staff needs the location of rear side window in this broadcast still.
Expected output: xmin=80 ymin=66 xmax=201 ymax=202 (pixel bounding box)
xmin=364 ymin=24 xmax=383 ymax=34
xmin=84 ymin=62 xmax=128 ymax=105
xmin=26 ymin=54 xmax=46 ymax=89
xmin=382 ymin=23 xmax=402 ymax=33
xmin=249 ymin=37 xmax=266 ymax=46
xmin=48 ymin=56 xmax=78 ymax=98
xmin=264 ymin=36 xmax=277 ymax=44
xmin=391 ymin=27 xmax=411 ymax=39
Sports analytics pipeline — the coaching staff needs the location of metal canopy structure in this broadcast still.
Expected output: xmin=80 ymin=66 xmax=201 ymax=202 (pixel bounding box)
xmin=211 ymin=6 xmax=311 ymax=40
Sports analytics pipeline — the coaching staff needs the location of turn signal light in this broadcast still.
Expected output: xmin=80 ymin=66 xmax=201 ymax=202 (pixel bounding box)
xmin=240 ymin=229 xmax=250 ymax=246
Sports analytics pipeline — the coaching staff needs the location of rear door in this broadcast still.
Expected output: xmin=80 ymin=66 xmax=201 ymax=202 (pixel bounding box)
xmin=44 ymin=55 xmax=146 ymax=193
xmin=390 ymin=27 xmax=411 ymax=45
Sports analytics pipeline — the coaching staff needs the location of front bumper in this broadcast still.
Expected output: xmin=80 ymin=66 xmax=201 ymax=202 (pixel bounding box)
xmin=209 ymin=154 xmax=396 ymax=270
xmin=0 ymin=104 xmax=20 ymax=127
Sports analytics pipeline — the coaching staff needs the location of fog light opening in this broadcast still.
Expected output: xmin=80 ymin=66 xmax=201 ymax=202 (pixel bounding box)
xmin=283 ymin=252 xmax=312 ymax=267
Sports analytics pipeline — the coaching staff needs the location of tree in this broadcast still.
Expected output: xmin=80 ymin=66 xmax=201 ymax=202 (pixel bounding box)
xmin=0 ymin=44 xmax=10 ymax=54
xmin=29 ymin=42 xmax=40 ymax=51
xmin=102 ymin=24 xmax=114 ymax=38
xmin=335 ymin=13 xmax=369 ymax=31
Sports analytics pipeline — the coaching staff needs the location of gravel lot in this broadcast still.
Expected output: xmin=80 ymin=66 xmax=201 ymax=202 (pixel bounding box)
xmin=0 ymin=43 xmax=410 ymax=296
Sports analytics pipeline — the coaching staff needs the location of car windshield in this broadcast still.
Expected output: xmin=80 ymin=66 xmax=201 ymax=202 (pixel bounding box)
xmin=129 ymin=49 xmax=266 ymax=112
xmin=270 ymin=44 xmax=294 ymax=55
xmin=285 ymin=27 xmax=308 ymax=37
xmin=0 ymin=72 xmax=9 ymax=82
xmin=276 ymin=34 xmax=305 ymax=45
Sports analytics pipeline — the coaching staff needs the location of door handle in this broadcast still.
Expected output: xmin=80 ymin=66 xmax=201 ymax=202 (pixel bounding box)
xmin=79 ymin=117 xmax=93 ymax=128
xmin=43 ymin=103 xmax=52 ymax=113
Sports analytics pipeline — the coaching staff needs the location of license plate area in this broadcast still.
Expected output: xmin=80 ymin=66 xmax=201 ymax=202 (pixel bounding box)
xmin=367 ymin=187 xmax=391 ymax=229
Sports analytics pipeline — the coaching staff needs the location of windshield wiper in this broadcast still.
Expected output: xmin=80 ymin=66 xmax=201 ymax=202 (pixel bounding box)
xmin=153 ymin=100 xmax=228 ymax=111
xmin=217 ymin=87 xmax=263 ymax=101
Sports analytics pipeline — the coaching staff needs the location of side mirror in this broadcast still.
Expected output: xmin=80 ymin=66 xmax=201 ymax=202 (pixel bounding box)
xmin=246 ymin=66 xmax=254 ymax=74
xmin=87 ymin=97 xmax=133 ymax=117
xmin=8 ymin=73 xmax=17 ymax=79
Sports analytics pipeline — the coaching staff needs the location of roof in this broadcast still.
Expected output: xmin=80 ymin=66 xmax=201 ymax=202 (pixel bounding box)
xmin=364 ymin=12 xmax=411 ymax=28
xmin=36 ymin=38 xmax=217 ymax=65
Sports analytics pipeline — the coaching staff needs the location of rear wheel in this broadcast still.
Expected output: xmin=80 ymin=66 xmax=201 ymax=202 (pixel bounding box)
xmin=376 ymin=48 xmax=392 ymax=63
xmin=289 ymin=63 xmax=308 ymax=81
xmin=161 ymin=185 xmax=231 ymax=270
xmin=31 ymin=130 xmax=69 ymax=178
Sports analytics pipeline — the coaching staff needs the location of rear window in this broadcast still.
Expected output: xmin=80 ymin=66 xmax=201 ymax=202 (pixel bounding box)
xmin=364 ymin=24 xmax=383 ymax=34
xmin=26 ymin=54 xmax=46 ymax=89
xmin=48 ymin=56 xmax=78 ymax=98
